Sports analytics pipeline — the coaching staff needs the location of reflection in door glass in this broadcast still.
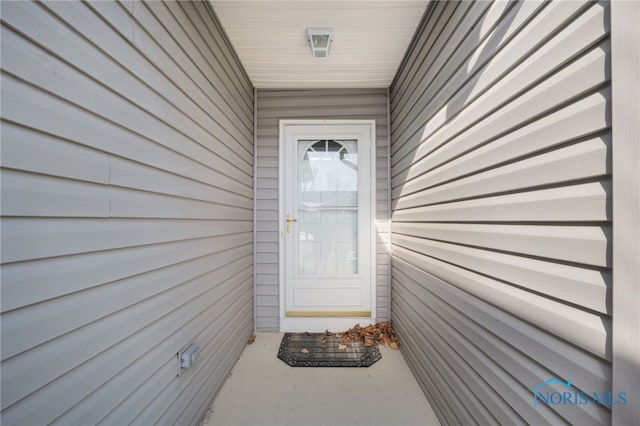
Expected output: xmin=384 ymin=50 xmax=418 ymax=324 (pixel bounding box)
xmin=298 ymin=140 xmax=358 ymax=275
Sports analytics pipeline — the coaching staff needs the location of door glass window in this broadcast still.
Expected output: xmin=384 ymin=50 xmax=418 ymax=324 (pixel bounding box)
xmin=297 ymin=140 xmax=358 ymax=275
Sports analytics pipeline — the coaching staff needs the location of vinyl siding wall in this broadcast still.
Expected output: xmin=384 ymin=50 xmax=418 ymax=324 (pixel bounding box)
xmin=389 ymin=1 xmax=611 ymax=424
xmin=255 ymin=89 xmax=390 ymax=331
xmin=0 ymin=1 xmax=253 ymax=424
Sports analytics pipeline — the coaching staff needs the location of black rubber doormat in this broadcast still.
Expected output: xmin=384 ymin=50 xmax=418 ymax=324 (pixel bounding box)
xmin=277 ymin=333 xmax=381 ymax=367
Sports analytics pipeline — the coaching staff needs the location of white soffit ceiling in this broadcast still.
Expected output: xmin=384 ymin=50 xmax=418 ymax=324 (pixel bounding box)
xmin=211 ymin=1 xmax=428 ymax=89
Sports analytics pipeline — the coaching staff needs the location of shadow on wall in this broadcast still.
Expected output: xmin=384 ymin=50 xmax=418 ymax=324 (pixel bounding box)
xmin=390 ymin=0 xmax=523 ymax=205
xmin=389 ymin=0 xmax=614 ymax=404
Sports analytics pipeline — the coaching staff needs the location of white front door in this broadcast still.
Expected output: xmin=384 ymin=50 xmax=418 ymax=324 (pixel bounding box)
xmin=279 ymin=121 xmax=375 ymax=332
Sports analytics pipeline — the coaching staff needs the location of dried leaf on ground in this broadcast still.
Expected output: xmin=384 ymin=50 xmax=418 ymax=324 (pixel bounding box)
xmin=300 ymin=348 xmax=310 ymax=354
xmin=247 ymin=334 xmax=256 ymax=344
xmin=338 ymin=344 xmax=347 ymax=350
xmin=335 ymin=321 xmax=400 ymax=350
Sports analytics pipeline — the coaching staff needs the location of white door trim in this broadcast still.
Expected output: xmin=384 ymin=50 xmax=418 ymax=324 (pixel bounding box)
xmin=278 ymin=119 xmax=376 ymax=332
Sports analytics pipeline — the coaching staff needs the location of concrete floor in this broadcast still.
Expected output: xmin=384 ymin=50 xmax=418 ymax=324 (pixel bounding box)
xmin=200 ymin=332 xmax=440 ymax=426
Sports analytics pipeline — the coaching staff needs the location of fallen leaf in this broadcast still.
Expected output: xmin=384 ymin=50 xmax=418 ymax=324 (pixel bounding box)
xmin=336 ymin=321 xmax=400 ymax=350
xmin=300 ymin=348 xmax=310 ymax=354
xmin=338 ymin=344 xmax=347 ymax=350
xmin=247 ymin=334 xmax=256 ymax=344
xmin=364 ymin=335 xmax=375 ymax=346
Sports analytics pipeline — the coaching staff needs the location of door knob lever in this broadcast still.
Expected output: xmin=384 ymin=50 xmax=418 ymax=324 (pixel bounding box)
xmin=286 ymin=214 xmax=297 ymax=233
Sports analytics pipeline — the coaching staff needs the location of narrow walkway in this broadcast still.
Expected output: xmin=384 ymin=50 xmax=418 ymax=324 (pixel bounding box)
xmin=201 ymin=332 xmax=440 ymax=426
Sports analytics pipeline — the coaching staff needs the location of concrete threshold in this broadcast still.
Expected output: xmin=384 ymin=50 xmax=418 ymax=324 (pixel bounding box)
xmin=200 ymin=332 xmax=440 ymax=426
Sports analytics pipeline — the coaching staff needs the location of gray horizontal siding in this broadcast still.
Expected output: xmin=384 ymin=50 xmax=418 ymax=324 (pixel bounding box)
xmin=255 ymin=89 xmax=390 ymax=330
xmin=390 ymin=0 xmax=611 ymax=424
xmin=0 ymin=1 xmax=253 ymax=425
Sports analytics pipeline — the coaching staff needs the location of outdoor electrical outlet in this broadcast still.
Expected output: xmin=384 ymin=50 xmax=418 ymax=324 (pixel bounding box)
xmin=177 ymin=344 xmax=200 ymax=375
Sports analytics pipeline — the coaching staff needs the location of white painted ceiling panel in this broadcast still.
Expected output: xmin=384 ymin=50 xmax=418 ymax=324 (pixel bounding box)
xmin=211 ymin=1 xmax=428 ymax=88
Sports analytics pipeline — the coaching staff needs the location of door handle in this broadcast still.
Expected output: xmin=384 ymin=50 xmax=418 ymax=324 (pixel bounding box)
xmin=286 ymin=214 xmax=297 ymax=234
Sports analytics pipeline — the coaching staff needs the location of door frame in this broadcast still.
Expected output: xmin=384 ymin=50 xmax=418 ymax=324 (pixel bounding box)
xmin=278 ymin=119 xmax=377 ymax=332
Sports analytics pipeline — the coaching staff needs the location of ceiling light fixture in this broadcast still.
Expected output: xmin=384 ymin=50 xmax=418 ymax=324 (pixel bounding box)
xmin=307 ymin=28 xmax=333 ymax=58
